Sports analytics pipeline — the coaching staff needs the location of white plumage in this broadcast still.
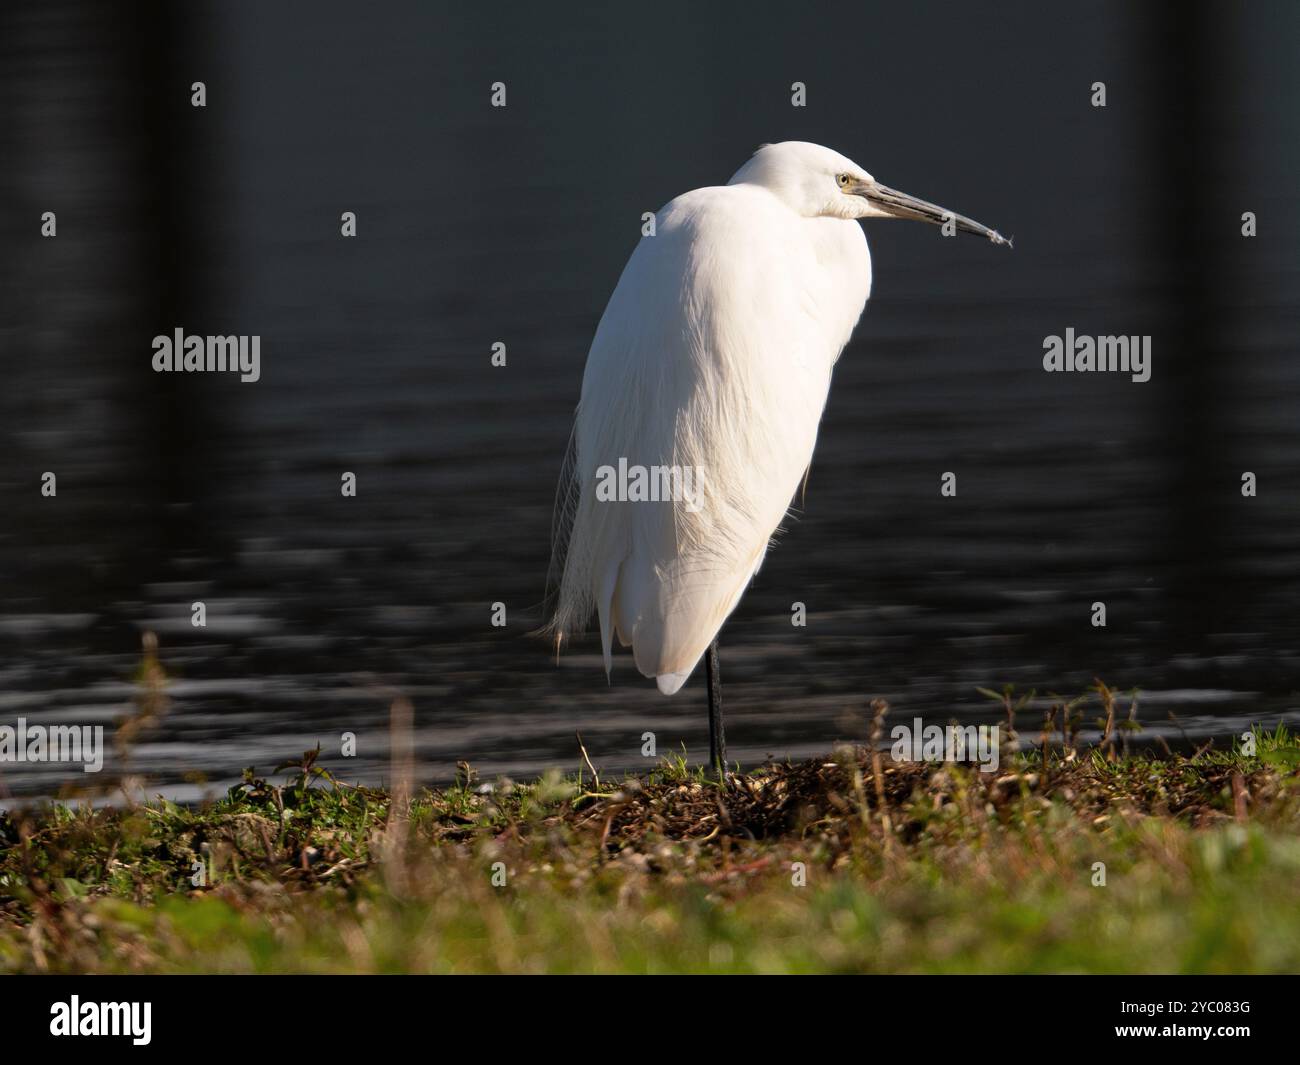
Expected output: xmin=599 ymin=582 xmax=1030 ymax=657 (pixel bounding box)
xmin=548 ymin=141 xmax=1007 ymax=695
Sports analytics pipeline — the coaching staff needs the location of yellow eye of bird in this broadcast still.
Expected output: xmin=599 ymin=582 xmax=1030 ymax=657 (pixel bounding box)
xmin=837 ymin=173 xmax=850 ymax=187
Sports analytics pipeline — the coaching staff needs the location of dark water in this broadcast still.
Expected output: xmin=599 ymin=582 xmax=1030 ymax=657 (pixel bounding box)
xmin=2 ymin=1 xmax=1298 ymax=802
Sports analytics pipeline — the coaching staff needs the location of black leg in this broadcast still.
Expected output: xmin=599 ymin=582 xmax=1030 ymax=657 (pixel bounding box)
xmin=706 ymin=638 xmax=726 ymax=775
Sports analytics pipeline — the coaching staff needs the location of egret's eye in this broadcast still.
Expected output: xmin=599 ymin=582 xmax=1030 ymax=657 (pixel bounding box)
xmin=836 ymin=173 xmax=851 ymax=188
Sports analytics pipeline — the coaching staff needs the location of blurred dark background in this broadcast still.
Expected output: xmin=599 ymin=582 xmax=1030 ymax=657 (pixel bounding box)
xmin=1 ymin=0 xmax=1297 ymax=800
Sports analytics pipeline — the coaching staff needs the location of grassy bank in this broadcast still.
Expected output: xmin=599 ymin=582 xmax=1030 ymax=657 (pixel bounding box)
xmin=2 ymin=711 xmax=1299 ymax=974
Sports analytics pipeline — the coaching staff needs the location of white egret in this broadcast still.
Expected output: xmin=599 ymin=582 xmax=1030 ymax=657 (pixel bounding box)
xmin=547 ymin=142 xmax=1009 ymax=770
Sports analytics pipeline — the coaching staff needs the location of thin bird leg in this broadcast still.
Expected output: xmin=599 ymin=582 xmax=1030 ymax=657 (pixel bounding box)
xmin=706 ymin=639 xmax=726 ymax=776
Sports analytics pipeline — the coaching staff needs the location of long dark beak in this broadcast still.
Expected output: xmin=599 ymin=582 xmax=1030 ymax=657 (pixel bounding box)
xmin=855 ymin=180 xmax=1012 ymax=247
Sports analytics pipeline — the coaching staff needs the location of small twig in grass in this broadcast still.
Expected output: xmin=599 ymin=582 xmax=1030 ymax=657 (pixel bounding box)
xmin=384 ymin=697 xmax=414 ymax=895
xmin=1232 ymin=772 xmax=1248 ymax=821
xmin=272 ymin=787 xmax=286 ymax=849
xmin=1096 ymin=678 xmax=1116 ymax=760
xmin=1123 ymin=688 xmax=1141 ymax=759
xmin=575 ymin=732 xmax=600 ymax=790
xmin=1041 ymin=706 xmax=1057 ymax=783
xmin=1168 ymin=709 xmax=1192 ymax=750
xmin=868 ymin=698 xmax=893 ymax=846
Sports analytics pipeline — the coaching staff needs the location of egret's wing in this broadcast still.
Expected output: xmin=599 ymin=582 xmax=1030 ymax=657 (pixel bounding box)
xmin=552 ymin=185 xmax=869 ymax=692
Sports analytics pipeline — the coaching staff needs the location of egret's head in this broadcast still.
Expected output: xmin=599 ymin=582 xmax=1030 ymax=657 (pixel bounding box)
xmin=730 ymin=141 xmax=1010 ymax=246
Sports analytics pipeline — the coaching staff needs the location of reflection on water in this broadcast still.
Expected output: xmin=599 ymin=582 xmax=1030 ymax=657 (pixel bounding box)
xmin=1 ymin=1 xmax=1298 ymax=801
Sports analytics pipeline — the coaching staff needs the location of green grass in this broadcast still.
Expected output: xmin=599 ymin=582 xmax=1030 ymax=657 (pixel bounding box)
xmin=2 ymin=719 xmax=1298 ymax=973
